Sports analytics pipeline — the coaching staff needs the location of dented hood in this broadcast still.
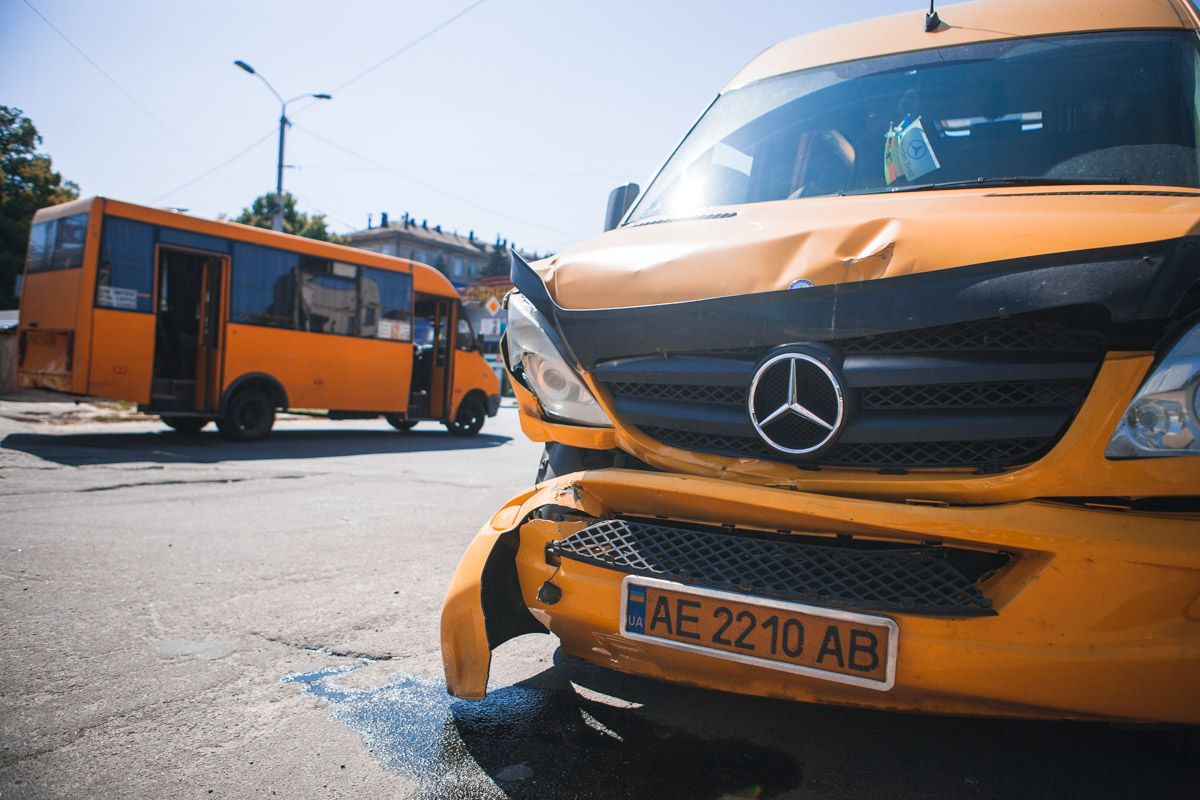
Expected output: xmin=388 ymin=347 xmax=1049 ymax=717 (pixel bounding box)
xmin=534 ymin=189 xmax=1200 ymax=311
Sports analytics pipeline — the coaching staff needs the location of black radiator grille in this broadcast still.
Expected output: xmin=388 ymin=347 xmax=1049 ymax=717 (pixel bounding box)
xmin=838 ymin=319 xmax=1107 ymax=354
xmin=861 ymin=380 xmax=1088 ymax=410
xmin=549 ymin=518 xmax=1006 ymax=616
xmin=606 ymin=382 xmax=747 ymax=406
xmin=597 ymin=319 xmax=1105 ymax=471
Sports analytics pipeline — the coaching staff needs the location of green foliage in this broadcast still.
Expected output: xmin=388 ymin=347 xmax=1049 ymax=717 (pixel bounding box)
xmin=482 ymin=245 xmax=510 ymax=277
xmin=233 ymin=192 xmax=346 ymax=243
xmin=0 ymin=105 xmax=79 ymax=308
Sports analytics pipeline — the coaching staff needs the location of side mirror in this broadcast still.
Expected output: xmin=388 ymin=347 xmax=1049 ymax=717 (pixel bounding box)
xmin=603 ymin=183 xmax=640 ymax=232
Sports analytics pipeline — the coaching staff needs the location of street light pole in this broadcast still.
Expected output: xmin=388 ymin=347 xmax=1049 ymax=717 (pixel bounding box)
xmin=233 ymin=60 xmax=331 ymax=233
xmin=274 ymin=108 xmax=287 ymax=232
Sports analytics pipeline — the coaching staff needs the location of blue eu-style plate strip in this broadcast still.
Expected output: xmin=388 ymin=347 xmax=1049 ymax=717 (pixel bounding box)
xmin=626 ymin=583 xmax=647 ymax=634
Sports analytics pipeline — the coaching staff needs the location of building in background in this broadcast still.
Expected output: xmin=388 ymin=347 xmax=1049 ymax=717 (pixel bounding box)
xmin=348 ymin=212 xmax=544 ymax=392
xmin=347 ymin=212 xmax=487 ymax=285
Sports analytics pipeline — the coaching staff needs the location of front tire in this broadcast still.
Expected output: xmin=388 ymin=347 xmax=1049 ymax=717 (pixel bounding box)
xmin=446 ymin=397 xmax=485 ymax=436
xmin=385 ymin=414 xmax=418 ymax=431
xmin=160 ymin=415 xmax=209 ymax=434
xmin=216 ymin=389 xmax=275 ymax=441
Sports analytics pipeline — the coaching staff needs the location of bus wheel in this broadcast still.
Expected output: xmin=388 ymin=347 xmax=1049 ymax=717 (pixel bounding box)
xmin=161 ymin=415 xmax=209 ymax=434
xmin=385 ymin=414 xmax=417 ymax=431
xmin=446 ymin=397 xmax=485 ymax=436
xmin=217 ymin=389 xmax=275 ymax=441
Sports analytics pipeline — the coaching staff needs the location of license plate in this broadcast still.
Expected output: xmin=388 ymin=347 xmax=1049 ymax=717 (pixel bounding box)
xmin=619 ymin=576 xmax=898 ymax=691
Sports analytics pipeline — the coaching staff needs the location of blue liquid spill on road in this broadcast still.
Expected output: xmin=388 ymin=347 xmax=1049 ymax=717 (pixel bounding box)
xmin=284 ymin=662 xmax=801 ymax=799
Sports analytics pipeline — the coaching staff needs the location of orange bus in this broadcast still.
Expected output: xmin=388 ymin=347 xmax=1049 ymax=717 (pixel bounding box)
xmin=16 ymin=197 xmax=500 ymax=440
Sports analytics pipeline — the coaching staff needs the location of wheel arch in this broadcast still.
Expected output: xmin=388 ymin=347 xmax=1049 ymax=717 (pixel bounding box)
xmin=451 ymin=388 xmax=490 ymax=422
xmin=221 ymin=372 xmax=288 ymax=415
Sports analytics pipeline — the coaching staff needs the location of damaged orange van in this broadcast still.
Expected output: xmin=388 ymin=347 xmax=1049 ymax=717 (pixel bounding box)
xmin=443 ymin=0 xmax=1200 ymax=724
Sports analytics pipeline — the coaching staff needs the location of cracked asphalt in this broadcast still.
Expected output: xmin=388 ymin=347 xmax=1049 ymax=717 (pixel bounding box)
xmin=1 ymin=397 xmax=1196 ymax=799
xmin=0 ymin=400 xmax=554 ymax=798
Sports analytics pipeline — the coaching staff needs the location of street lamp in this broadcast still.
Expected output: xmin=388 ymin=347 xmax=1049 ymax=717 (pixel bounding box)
xmin=234 ymin=60 xmax=331 ymax=232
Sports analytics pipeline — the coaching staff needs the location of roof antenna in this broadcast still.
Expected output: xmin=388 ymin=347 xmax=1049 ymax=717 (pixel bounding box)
xmin=925 ymin=0 xmax=940 ymax=32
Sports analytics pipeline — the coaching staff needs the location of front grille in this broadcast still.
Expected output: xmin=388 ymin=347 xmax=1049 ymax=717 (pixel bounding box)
xmin=861 ymin=380 xmax=1088 ymax=409
xmin=823 ymin=438 xmax=1049 ymax=469
xmin=642 ymin=426 xmax=764 ymax=457
xmin=598 ymin=318 xmax=1105 ymax=471
xmin=550 ymin=518 xmax=1006 ymax=616
xmin=838 ymin=319 xmax=1107 ymax=354
xmin=607 ymin=382 xmax=747 ymax=406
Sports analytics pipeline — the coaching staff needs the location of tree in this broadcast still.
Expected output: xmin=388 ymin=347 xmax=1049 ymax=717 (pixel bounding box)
xmin=233 ymin=192 xmax=346 ymax=243
xmin=482 ymin=238 xmax=510 ymax=277
xmin=0 ymin=106 xmax=80 ymax=308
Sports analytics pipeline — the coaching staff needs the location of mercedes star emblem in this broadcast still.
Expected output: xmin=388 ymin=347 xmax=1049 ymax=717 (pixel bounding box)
xmin=748 ymin=352 xmax=845 ymax=455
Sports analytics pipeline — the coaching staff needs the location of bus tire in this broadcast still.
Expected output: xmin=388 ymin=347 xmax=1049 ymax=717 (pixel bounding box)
xmin=217 ymin=388 xmax=275 ymax=441
xmin=385 ymin=414 xmax=417 ymax=431
xmin=446 ymin=396 xmax=485 ymax=436
xmin=161 ymin=415 xmax=209 ymax=434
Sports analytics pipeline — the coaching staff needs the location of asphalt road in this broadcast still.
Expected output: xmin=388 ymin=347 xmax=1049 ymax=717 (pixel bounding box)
xmin=0 ymin=400 xmax=1195 ymax=799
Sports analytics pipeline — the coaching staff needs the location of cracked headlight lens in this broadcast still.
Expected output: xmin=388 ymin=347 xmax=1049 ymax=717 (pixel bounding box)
xmin=1106 ymin=321 xmax=1200 ymax=459
xmin=506 ymin=293 xmax=611 ymax=427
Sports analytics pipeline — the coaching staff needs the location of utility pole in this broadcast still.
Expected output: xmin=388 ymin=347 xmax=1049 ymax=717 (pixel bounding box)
xmin=234 ymin=60 xmax=331 ymax=232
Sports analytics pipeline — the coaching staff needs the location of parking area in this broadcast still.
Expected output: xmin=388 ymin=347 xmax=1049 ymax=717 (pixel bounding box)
xmin=0 ymin=399 xmax=1195 ymax=799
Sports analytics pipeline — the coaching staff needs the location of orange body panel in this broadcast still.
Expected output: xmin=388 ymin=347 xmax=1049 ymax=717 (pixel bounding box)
xmin=537 ymin=190 xmax=1200 ymax=311
xmin=87 ymin=309 xmax=155 ymax=405
xmin=20 ymin=269 xmax=81 ymax=333
xmin=223 ymin=324 xmax=412 ymax=412
xmin=725 ymin=0 xmax=1192 ymax=90
xmin=449 ymin=342 xmax=502 ymax=420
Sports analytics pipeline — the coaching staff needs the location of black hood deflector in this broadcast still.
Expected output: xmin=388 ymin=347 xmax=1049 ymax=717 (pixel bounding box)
xmin=512 ymin=239 xmax=1200 ymax=368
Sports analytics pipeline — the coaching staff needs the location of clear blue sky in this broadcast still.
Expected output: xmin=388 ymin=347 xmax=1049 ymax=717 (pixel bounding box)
xmin=2 ymin=0 xmax=930 ymax=253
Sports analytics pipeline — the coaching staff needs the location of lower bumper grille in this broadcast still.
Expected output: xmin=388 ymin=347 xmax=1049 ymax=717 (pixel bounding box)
xmin=549 ymin=518 xmax=1006 ymax=616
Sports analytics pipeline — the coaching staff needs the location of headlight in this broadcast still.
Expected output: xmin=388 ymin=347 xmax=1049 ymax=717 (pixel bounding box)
xmin=506 ymin=293 xmax=611 ymax=427
xmin=1106 ymin=321 xmax=1200 ymax=459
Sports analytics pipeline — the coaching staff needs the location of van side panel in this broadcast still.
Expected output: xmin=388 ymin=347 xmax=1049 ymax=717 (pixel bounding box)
xmin=87 ymin=308 xmax=155 ymax=405
xmin=222 ymin=324 xmax=412 ymax=412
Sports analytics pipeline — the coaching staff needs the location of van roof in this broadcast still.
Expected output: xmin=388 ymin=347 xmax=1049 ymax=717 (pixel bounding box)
xmin=725 ymin=0 xmax=1197 ymax=90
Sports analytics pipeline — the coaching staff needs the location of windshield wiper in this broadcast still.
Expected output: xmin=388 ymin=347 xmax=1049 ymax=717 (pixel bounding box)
xmin=848 ymin=176 xmax=1130 ymax=195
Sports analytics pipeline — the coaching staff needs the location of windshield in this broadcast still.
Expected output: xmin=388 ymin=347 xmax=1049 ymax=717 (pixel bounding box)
xmin=628 ymin=31 xmax=1200 ymax=222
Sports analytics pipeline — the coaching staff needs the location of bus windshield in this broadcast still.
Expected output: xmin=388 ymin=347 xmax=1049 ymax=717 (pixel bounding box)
xmin=628 ymin=31 xmax=1200 ymax=222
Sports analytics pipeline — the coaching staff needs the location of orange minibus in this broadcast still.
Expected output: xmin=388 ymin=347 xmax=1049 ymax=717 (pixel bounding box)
xmin=17 ymin=197 xmax=500 ymax=440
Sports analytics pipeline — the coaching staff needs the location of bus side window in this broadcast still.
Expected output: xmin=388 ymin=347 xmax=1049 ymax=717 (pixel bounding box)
xmin=456 ymin=317 xmax=477 ymax=351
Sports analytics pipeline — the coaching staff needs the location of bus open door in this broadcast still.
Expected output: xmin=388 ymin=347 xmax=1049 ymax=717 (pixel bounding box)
xmin=151 ymin=246 xmax=226 ymax=433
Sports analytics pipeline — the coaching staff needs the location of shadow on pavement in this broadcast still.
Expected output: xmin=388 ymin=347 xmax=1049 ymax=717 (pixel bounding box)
xmin=554 ymin=653 xmax=1198 ymax=800
xmin=284 ymin=660 xmax=801 ymax=800
xmin=1 ymin=427 xmax=511 ymax=466
xmin=285 ymin=648 xmax=1198 ymax=799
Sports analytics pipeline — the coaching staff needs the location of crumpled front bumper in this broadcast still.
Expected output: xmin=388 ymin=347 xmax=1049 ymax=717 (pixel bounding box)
xmin=441 ymin=469 xmax=1200 ymax=723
